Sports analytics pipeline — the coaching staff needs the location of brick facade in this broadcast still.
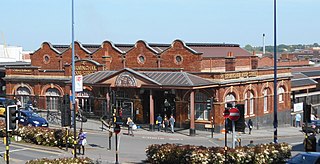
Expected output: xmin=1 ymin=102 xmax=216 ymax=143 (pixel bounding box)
xmin=4 ymin=40 xmax=292 ymax=132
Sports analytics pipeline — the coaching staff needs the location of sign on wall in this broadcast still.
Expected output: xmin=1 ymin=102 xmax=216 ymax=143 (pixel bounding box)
xmin=294 ymin=102 xmax=303 ymax=112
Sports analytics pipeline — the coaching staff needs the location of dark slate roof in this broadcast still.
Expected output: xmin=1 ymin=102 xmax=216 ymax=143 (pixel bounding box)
xmin=142 ymin=71 xmax=215 ymax=86
xmin=300 ymin=71 xmax=320 ymax=77
xmin=189 ymin=45 xmax=252 ymax=58
xmin=83 ymin=71 xmax=117 ymax=84
xmin=0 ymin=61 xmax=31 ymax=67
xmin=52 ymin=45 xmax=69 ymax=53
xmin=291 ymin=72 xmax=318 ymax=88
xmin=82 ymin=44 xmax=101 ymax=53
xmin=82 ymin=68 xmax=215 ymax=87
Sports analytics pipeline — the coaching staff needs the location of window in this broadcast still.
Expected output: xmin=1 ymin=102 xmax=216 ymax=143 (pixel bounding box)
xmin=244 ymin=90 xmax=254 ymax=115
xmin=195 ymin=92 xmax=209 ymax=120
xmin=77 ymin=90 xmax=93 ymax=113
xmin=43 ymin=55 xmax=50 ymax=64
xmin=263 ymin=89 xmax=268 ymax=113
xmin=175 ymin=55 xmax=183 ymax=65
xmin=75 ymin=55 xmax=80 ymax=61
xmin=278 ymin=87 xmax=285 ymax=103
xmin=137 ymin=55 xmax=145 ymax=64
xmin=249 ymin=92 xmax=254 ymax=115
xmin=16 ymin=87 xmax=31 ymax=108
xmin=46 ymin=88 xmax=61 ymax=111
xmin=225 ymin=93 xmax=236 ymax=108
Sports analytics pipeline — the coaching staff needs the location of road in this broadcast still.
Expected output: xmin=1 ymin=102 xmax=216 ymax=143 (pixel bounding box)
xmin=0 ymin=127 xmax=315 ymax=163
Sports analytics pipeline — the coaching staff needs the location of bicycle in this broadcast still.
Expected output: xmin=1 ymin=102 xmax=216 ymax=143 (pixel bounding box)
xmin=47 ymin=111 xmax=61 ymax=125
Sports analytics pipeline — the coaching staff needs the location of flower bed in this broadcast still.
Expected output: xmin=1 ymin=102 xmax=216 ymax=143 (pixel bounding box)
xmin=145 ymin=143 xmax=291 ymax=164
xmin=26 ymin=157 xmax=94 ymax=164
xmin=0 ymin=120 xmax=74 ymax=147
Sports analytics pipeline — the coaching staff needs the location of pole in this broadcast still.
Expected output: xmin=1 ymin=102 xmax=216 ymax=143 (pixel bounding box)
xmin=273 ymin=0 xmax=278 ymax=144
xmin=71 ymin=0 xmax=77 ymax=158
xmin=232 ymin=120 xmax=235 ymax=149
xmin=224 ymin=118 xmax=227 ymax=163
xmin=115 ymin=133 xmax=119 ymax=164
xmin=5 ymin=129 xmax=9 ymax=164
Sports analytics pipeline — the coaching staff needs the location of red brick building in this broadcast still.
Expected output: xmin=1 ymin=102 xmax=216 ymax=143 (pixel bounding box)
xmin=4 ymin=39 xmax=292 ymax=134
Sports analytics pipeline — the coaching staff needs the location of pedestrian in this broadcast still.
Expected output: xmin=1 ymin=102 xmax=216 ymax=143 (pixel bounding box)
xmin=156 ymin=114 xmax=163 ymax=131
xmin=247 ymin=119 xmax=253 ymax=135
xmin=304 ymin=132 xmax=317 ymax=152
xmin=16 ymin=98 xmax=22 ymax=109
xmin=127 ymin=117 xmax=134 ymax=136
xmin=295 ymin=113 xmax=301 ymax=127
xmin=247 ymin=140 xmax=254 ymax=147
xmin=77 ymin=128 xmax=87 ymax=155
xmin=169 ymin=115 xmax=175 ymax=133
xmin=163 ymin=115 xmax=169 ymax=132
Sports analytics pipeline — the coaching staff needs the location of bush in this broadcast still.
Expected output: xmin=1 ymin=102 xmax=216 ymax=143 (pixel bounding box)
xmin=26 ymin=157 xmax=94 ymax=164
xmin=0 ymin=120 xmax=74 ymax=147
xmin=145 ymin=143 xmax=292 ymax=164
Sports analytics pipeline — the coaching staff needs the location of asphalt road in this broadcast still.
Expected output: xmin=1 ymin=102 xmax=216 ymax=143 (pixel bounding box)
xmin=0 ymin=127 xmax=316 ymax=164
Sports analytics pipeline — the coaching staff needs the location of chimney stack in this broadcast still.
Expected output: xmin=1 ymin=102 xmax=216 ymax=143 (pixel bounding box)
xmin=225 ymin=52 xmax=235 ymax=71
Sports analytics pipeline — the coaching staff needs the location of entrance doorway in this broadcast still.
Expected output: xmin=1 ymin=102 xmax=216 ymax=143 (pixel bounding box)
xmin=154 ymin=90 xmax=176 ymax=118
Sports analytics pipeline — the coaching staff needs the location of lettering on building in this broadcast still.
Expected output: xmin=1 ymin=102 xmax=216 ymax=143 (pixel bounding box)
xmin=221 ymin=71 xmax=258 ymax=79
xmin=75 ymin=61 xmax=98 ymax=76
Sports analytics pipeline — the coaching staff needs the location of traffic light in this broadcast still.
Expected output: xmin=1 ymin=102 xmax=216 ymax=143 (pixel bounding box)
xmin=206 ymin=97 xmax=213 ymax=110
xmin=235 ymin=104 xmax=245 ymax=132
xmin=303 ymin=103 xmax=311 ymax=123
xmin=61 ymin=94 xmax=71 ymax=127
xmin=6 ymin=105 xmax=18 ymax=130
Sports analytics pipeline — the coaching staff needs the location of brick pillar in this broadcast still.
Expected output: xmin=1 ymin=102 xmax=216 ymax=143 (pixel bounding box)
xmin=102 ymin=56 xmax=112 ymax=70
xmin=190 ymin=91 xmax=196 ymax=136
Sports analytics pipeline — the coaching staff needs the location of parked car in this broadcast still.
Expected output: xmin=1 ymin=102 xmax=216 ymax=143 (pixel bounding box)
xmin=286 ymin=152 xmax=320 ymax=164
xmin=18 ymin=110 xmax=49 ymax=127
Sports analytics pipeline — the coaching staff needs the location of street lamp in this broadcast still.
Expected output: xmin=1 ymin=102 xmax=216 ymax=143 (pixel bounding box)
xmin=273 ymin=0 xmax=278 ymax=144
xmin=71 ymin=0 xmax=77 ymax=158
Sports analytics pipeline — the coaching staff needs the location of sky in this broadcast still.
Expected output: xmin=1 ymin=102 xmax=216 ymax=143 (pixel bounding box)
xmin=1 ymin=0 xmax=319 ymax=51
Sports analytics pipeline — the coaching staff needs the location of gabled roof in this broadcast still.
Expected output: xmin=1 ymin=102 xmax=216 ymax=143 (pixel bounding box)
xmin=83 ymin=71 xmax=117 ymax=84
xmin=142 ymin=71 xmax=214 ymax=87
xmin=82 ymin=68 xmax=216 ymax=88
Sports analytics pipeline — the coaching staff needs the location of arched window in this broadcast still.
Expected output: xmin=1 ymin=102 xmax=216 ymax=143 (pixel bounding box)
xmin=195 ymin=92 xmax=209 ymax=120
xmin=278 ymin=87 xmax=285 ymax=103
xmin=46 ymin=88 xmax=61 ymax=111
xmin=225 ymin=93 xmax=236 ymax=108
xmin=244 ymin=90 xmax=254 ymax=115
xmin=263 ymin=89 xmax=268 ymax=113
xmin=76 ymin=89 xmax=93 ymax=113
xmin=16 ymin=87 xmax=31 ymax=108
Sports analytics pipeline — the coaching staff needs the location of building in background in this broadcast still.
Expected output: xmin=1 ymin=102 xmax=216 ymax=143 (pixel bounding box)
xmin=3 ymin=40 xmax=293 ymax=134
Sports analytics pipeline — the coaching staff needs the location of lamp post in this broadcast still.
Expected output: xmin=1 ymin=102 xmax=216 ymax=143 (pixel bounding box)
xmin=71 ymin=0 xmax=77 ymax=158
xmin=273 ymin=0 xmax=278 ymax=144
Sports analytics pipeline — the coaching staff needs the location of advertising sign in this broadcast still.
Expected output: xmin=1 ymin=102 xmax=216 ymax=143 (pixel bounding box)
xmin=75 ymin=75 xmax=83 ymax=92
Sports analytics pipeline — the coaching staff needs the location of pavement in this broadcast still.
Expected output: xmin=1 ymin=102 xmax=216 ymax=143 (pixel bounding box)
xmin=80 ymin=118 xmax=304 ymax=140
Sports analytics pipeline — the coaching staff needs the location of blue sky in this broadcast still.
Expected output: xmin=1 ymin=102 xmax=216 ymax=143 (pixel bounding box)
xmin=1 ymin=0 xmax=319 ymax=51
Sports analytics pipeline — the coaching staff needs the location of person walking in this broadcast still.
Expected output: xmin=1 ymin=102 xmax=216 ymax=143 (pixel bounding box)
xmin=295 ymin=113 xmax=301 ymax=127
xmin=247 ymin=119 xmax=253 ymax=135
xmin=169 ymin=115 xmax=175 ymax=133
xmin=127 ymin=117 xmax=134 ymax=136
xmin=247 ymin=140 xmax=255 ymax=147
xmin=163 ymin=115 xmax=169 ymax=133
xmin=156 ymin=114 xmax=163 ymax=132
xmin=77 ymin=128 xmax=87 ymax=155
